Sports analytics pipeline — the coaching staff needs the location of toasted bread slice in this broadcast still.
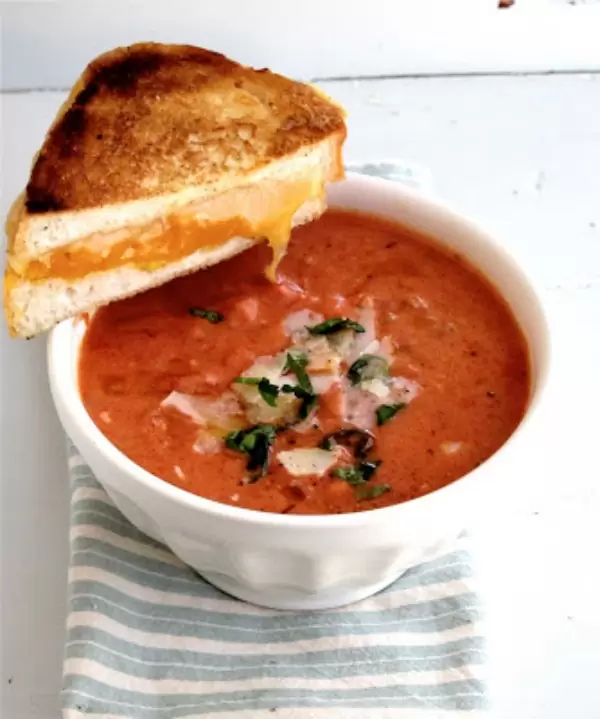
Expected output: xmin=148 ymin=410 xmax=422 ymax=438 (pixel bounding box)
xmin=4 ymin=43 xmax=346 ymax=338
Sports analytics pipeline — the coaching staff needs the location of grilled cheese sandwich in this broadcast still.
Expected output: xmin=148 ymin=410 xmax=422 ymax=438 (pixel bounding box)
xmin=4 ymin=43 xmax=346 ymax=337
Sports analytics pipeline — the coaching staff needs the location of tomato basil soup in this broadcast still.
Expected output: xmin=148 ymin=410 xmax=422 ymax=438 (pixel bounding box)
xmin=79 ymin=209 xmax=530 ymax=514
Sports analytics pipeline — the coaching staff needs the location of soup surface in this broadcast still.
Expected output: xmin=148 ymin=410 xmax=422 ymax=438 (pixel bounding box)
xmin=79 ymin=209 xmax=530 ymax=514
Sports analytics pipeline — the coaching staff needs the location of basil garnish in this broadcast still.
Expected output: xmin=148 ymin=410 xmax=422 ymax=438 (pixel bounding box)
xmin=307 ymin=317 xmax=365 ymax=335
xmin=281 ymin=384 xmax=318 ymax=420
xmin=320 ymin=429 xmax=374 ymax=458
xmin=225 ymin=424 xmax=279 ymax=481
xmin=376 ymin=403 xmax=407 ymax=426
xmin=332 ymin=460 xmax=382 ymax=486
xmin=359 ymin=460 xmax=381 ymax=481
xmin=332 ymin=466 xmax=367 ymax=485
xmin=234 ymin=377 xmax=280 ymax=407
xmin=348 ymin=354 xmax=389 ymax=386
xmin=355 ymin=483 xmax=391 ymax=501
xmin=188 ymin=307 xmax=224 ymax=323
xmin=281 ymin=352 xmax=317 ymax=420
xmin=283 ymin=352 xmax=312 ymax=393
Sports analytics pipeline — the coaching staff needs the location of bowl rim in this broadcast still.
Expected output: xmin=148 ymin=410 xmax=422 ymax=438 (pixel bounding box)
xmin=47 ymin=172 xmax=552 ymax=531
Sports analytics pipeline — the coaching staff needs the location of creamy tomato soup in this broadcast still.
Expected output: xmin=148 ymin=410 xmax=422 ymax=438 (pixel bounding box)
xmin=79 ymin=209 xmax=530 ymax=514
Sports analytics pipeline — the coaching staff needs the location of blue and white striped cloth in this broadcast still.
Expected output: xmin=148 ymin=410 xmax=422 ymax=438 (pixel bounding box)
xmin=63 ymin=444 xmax=486 ymax=718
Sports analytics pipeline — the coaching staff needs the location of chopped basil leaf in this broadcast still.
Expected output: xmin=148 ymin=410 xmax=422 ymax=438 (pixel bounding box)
xmin=359 ymin=459 xmax=382 ymax=481
xmin=320 ymin=429 xmax=374 ymax=458
xmin=332 ymin=466 xmax=367 ymax=485
xmin=283 ymin=352 xmax=312 ymax=393
xmin=283 ymin=351 xmax=308 ymax=372
xmin=225 ymin=424 xmax=279 ymax=481
xmin=257 ymin=379 xmax=280 ymax=407
xmin=281 ymin=352 xmax=317 ymax=420
xmin=348 ymin=354 xmax=389 ymax=386
xmin=281 ymin=384 xmax=318 ymax=420
xmin=188 ymin=307 xmax=224 ymax=323
xmin=307 ymin=317 xmax=365 ymax=336
xmin=297 ymin=389 xmax=318 ymax=420
xmin=376 ymin=402 xmax=407 ymax=426
xmin=332 ymin=460 xmax=382 ymax=486
xmin=235 ymin=376 xmax=280 ymax=407
xmin=355 ymin=483 xmax=391 ymax=501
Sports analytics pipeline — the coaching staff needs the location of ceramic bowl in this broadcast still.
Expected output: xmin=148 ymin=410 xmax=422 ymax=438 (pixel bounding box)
xmin=47 ymin=173 xmax=551 ymax=610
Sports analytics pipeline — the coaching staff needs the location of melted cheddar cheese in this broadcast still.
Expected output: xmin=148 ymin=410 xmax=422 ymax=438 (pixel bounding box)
xmin=12 ymin=177 xmax=326 ymax=283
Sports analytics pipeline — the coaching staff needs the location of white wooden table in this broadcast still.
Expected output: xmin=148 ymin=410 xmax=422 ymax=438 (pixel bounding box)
xmin=2 ymin=73 xmax=599 ymax=718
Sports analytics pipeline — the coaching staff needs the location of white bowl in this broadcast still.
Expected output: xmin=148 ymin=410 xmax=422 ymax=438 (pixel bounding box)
xmin=47 ymin=174 xmax=551 ymax=610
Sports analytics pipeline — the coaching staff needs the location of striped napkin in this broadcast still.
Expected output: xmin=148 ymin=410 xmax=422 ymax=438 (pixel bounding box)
xmin=63 ymin=445 xmax=486 ymax=718
xmin=62 ymin=162 xmax=486 ymax=718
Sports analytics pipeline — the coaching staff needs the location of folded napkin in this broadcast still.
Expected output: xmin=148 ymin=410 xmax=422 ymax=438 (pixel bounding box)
xmin=62 ymin=162 xmax=486 ymax=718
xmin=63 ymin=446 xmax=485 ymax=719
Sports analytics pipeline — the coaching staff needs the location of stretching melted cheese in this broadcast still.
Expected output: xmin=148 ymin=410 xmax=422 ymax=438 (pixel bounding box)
xmin=9 ymin=176 xmax=325 ymax=282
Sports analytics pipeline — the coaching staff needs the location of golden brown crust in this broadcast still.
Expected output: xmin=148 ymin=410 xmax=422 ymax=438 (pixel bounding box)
xmin=25 ymin=43 xmax=346 ymax=213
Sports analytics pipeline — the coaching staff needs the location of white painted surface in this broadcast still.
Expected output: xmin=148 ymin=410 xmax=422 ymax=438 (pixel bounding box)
xmin=1 ymin=73 xmax=600 ymax=717
xmin=2 ymin=0 xmax=600 ymax=90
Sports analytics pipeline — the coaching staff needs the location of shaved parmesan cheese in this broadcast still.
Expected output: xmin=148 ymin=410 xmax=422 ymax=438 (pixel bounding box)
xmin=293 ymin=411 xmax=321 ymax=434
xmin=361 ymin=340 xmax=381 ymax=356
xmin=347 ymin=306 xmax=377 ymax=363
xmin=277 ymin=447 xmax=340 ymax=477
xmin=344 ymin=383 xmax=381 ymax=431
xmin=389 ymin=376 xmax=420 ymax=404
xmin=245 ymin=394 xmax=299 ymax=425
xmin=344 ymin=375 xmax=420 ymax=431
xmin=162 ymin=391 xmax=203 ymax=422
xmin=304 ymin=336 xmax=341 ymax=374
xmin=283 ymin=309 xmax=324 ymax=340
xmin=161 ymin=391 xmax=242 ymax=428
xmin=193 ymin=430 xmax=222 ymax=454
xmin=361 ymin=378 xmax=391 ymax=399
xmin=311 ymin=374 xmax=340 ymax=394
xmin=161 ymin=392 xmax=243 ymax=455
xmin=327 ymin=328 xmax=355 ymax=357
xmin=233 ymin=353 xmax=298 ymax=424
xmin=240 ymin=354 xmax=287 ymax=384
